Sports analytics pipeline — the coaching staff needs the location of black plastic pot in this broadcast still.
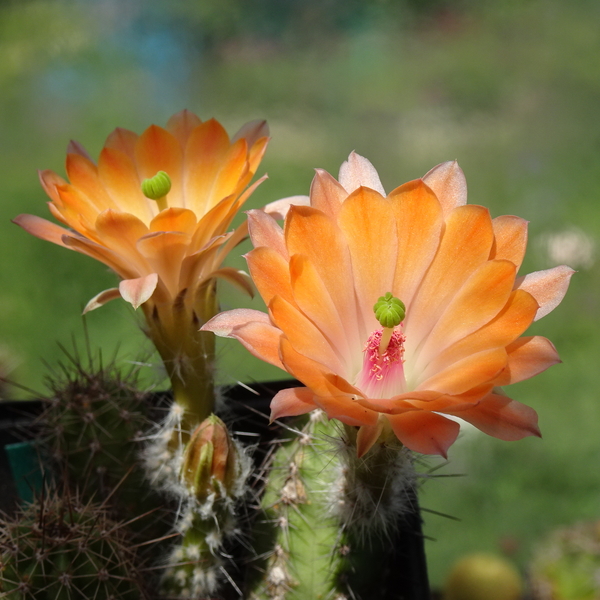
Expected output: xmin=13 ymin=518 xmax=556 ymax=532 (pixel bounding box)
xmin=0 ymin=380 xmax=430 ymax=600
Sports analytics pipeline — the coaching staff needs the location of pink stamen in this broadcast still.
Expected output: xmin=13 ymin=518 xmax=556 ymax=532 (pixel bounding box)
xmin=355 ymin=328 xmax=407 ymax=399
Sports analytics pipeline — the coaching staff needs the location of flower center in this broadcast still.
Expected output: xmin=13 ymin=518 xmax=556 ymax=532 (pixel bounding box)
xmin=354 ymin=293 xmax=407 ymax=399
xmin=356 ymin=327 xmax=407 ymax=399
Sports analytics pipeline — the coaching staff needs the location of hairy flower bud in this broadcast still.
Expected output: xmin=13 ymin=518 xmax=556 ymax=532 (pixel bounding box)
xmin=180 ymin=414 xmax=240 ymax=502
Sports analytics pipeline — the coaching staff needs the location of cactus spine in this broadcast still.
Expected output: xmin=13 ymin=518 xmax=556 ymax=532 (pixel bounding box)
xmin=0 ymin=490 xmax=149 ymax=599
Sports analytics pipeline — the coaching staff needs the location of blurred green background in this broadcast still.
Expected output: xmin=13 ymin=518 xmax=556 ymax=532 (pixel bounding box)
xmin=1 ymin=0 xmax=599 ymax=589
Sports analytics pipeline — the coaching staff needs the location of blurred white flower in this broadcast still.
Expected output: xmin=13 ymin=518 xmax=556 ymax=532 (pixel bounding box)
xmin=536 ymin=227 xmax=595 ymax=270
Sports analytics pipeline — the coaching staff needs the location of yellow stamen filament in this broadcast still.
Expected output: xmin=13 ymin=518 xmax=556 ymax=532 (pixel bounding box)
xmin=153 ymin=196 xmax=168 ymax=212
xmin=379 ymin=327 xmax=394 ymax=355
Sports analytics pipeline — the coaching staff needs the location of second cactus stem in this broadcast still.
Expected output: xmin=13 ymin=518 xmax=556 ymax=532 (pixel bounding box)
xmin=250 ymin=410 xmax=349 ymax=600
xmin=250 ymin=411 xmax=418 ymax=600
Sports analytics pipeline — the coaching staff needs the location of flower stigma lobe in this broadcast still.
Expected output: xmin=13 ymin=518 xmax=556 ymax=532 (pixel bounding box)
xmin=142 ymin=170 xmax=172 ymax=212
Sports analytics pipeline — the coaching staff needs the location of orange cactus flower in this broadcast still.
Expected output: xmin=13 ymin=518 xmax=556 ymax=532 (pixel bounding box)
xmin=203 ymin=153 xmax=573 ymax=457
xmin=14 ymin=110 xmax=269 ymax=424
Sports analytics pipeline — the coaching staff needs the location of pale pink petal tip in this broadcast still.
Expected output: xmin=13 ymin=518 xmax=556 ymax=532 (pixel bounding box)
xmin=515 ymin=265 xmax=575 ymax=321
xmin=270 ymin=387 xmax=316 ymax=422
xmin=422 ymin=160 xmax=467 ymax=214
xmin=83 ymin=288 xmax=121 ymax=314
xmin=67 ymin=140 xmax=93 ymax=161
xmin=119 ymin=273 xmax=158 ymax=310
xmin=201 ymin=308 xmax=271 ymax=336
xmin=264 ymin=196 xmax=310 ymax=220
xmin=338 ymin=151 xmax=386 ymax=196
xmin=232 ymin=119 xmax=269 ymax=145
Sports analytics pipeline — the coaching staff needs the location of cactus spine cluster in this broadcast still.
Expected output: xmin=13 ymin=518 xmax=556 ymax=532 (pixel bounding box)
xmin=0 ymin=490 xmax=148 ymax=599
xmin=39 ymin=354 xmax=173 ymax=547
xmin=41 ymin=355 xmax=150 ymax=499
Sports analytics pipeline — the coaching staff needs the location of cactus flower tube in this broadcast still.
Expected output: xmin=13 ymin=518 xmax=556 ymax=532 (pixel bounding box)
xmin=203 ymin=152 xmax=574 ymax=458
xmin=14 ymin=110 xmax=269 ymax=430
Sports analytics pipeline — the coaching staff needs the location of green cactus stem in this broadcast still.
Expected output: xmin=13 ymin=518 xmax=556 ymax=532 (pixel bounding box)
xmin=248 ymin=411 xmax=418 ymax=600
xmin=249 ymin=410 xmax=350 ymax=600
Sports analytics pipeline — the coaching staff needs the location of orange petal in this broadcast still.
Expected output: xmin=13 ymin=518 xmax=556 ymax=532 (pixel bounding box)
xmin=338 ymin=151 xmax=386 ymax=196
xmin=210 ymin=138 xmax=252 ymax=205
xmin=278 ymin=337 xmax=345 ymax=398
xmin=166 ymin=109 xmax=202 ymax=146
xmin=421 ymin=160 xmax=467 ymax=216
xmin=202 ymin=308 xmax=284 ymax=370
xmin=338 ymin=187 xmax=397 ymax=334
xmin=135 ymin=124 xmax=184 ymax=207
xmin=418 ymin=347 xmax=507 ymax=394
xmin=13 ymin=214 xmax=70 ymax=248
xmin=183 ymin=118 xmax=231 ymax=214
xmin=269 ymin=295 xmax=344 ymax=374
xmin=355 ymin=390 xmax=443 ymax=414
xmin=422 ymin=289 xmax=538 ymax=379
xmin=65 ymin=153 xmax=114 ymax=211
xmin=263 ymin=195 xmax=310 ymax=220
xmin=190 ymin=196 xmax=238 ymax=252
xmin=247 ymin=209 xmax=288 ymax=259
xmin=62 ymin=234 xmax=134 ymax=279
xmin=496 ymin=336 xmax=560 ymax=385
xmin=246 ymin=246 xmax=295 ymax=307
xmin=417 ymin=259 xmax=516 ymax=366
xmin=356 ymin=418 xmax=385 ymax=457
xmin=515 ymin=265 xmax=575 ymax=321
xmin=312 ymin=394 xmax=379 ymax=427
xmin=247 ymin=135 xmax=269 ymax=176
xmin=94 ymin=208 xmax=150 ymax=273
xmin=149 ymin=207 xmax=197 ymax=235
xmin=270 ymin=387 xmax=316 ymax=421
xmin=405 ymin=204 xmax=494 ymax=353
xmin=490 ymin=215 xmax=528 ymax=268
xmin=82 ymin=287 xmax=121 ymax=314
xmin=119 ymin=273 xmax=158 ymax=309
xmin=39 ymin=169 xmax=67 ymax=204
xmin=387 ymin=411 xmax=460 ymax=457
xmin=52 ymin=183 xmax=104 ymax=234
xmin=179 ymin=235 xmax=230 ymax=290
xmin=98 ymin=146 xmax=152 ymax=222
xmin=289 ymin=254 xmax=353 ymax=369
xmin=388 ymin=179 xmax=444 ymax=308
xmin=284 ymin=206 xmax=359 ymax=346
xmin=402 ymin=383 xmax=494 ymax=414
xmin=310 ymin=169 xmax=347 ymax=219
xmin=104 ymin=127 xmax=138 ymax=159
xmin=446 ymin=392 xmax=541 ymax=441
xmin=136 ymin=231 xmax=189 ymax=298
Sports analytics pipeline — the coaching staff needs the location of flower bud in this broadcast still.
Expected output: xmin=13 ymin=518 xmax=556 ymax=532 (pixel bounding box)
xmin=180 ymin=414 xmax=240 ymax=502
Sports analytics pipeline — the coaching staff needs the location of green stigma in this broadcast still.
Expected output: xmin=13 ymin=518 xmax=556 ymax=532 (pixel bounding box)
xmin=374 ymin=292 xmax=406 ymax=328
xmin=142 ymin=171 xmax=171 ymax=210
